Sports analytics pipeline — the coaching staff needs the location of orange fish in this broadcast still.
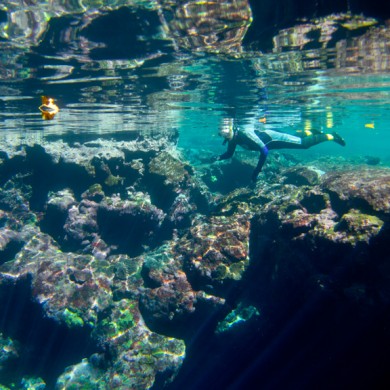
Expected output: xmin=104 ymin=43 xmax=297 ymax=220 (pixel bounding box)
xmin=39 ymin=96 xmax=59 ymax=120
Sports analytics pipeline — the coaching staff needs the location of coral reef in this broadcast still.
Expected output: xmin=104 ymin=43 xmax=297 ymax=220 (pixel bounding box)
xmin=0 ymin=333 xmax=19 ymax=369
xmin=215 ymin=303 xmax=260 ymax=334
xmin=249 ymin=167 xmax=390 ymax=313
xmin=140 ymin=243 xmax=225 ymax=332
xmin=0 ymin=135 xmax=389 ymax=388
xmin=177 ymin=213 xmax=251 ymax=292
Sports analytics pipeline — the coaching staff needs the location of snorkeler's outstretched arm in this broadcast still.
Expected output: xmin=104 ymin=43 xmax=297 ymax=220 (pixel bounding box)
xmin=218 ymin=139 xmax=237 ymax=160
xmin=252 ymin=145 xmax=269 ymax=181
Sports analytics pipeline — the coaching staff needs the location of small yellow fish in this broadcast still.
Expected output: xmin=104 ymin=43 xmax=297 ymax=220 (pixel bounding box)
xmin=259 ymin=117 xmax=266 ymax=124
xmin=341 ymin=19 xmax=377 ymax=30
xmin=364 ymin=123 xmax=375 ymax=129
xmin=39 ymin=96 xmax=59 ymax=120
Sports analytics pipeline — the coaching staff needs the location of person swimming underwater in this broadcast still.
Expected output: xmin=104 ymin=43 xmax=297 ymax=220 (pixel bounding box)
xmin=215 ymin=118 xmax=346 ymax=182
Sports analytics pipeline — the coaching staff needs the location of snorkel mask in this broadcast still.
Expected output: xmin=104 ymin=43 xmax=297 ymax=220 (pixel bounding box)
xmin=219 ymin=118 xmax=234 ymax=143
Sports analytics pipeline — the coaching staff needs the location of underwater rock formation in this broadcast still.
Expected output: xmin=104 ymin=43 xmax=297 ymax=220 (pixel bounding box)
xmin=0 ymin=137 xmax=190 ymax=389
xmin=177 ymin=213 xmax=251 ymax=292
xmin=0 ymin=229 xmax=185 ymax=389
xmin=0 ymin=333 xmax=19 ymax=370
xmin=0 ymin=135 xmax=389 ymax=388
xmin=215 ymin=302 xmax=260 ymax=334
xmin=321 ymin=168 xmax=390 ymax=215
xmin=250 ymin=167 xmax=390 ymax=313
xmin=283 ymin=166 xmax=323 ymax=186
xmin=140 ymin=242 xmax=225 ymax=333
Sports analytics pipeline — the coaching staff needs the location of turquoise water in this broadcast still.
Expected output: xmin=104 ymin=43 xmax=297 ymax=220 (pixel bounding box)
xmin=1 ymin=3 xmax=390 ymax=389
xmin=1 ymin=55 xmax=390 ymax=167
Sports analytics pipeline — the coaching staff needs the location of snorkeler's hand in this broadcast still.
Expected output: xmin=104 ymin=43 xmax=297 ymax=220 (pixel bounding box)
xmin=211 ymin=155 xmax=220 ymax=163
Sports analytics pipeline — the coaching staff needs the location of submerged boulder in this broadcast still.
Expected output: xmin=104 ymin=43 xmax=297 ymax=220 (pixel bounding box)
xmin=139 ymin=243 xmax=225 ymax=334
xmin=177 ymin=213 xmax=251 ymax=293
xmin=321 ymin=168 xmax=390 ymax=215
xmin=283 ymin=166 xmax=324 ymax=186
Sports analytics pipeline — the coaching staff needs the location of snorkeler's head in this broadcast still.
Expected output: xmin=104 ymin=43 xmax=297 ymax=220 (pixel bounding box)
xmin=219 ymin=118 xmax=234 ymax=140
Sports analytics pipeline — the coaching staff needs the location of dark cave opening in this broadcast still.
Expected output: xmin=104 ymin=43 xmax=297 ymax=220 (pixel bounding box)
xmin=0 ymin=240 xmax=24 ymax=266
xmin=0 ymin=277 xmax=103 ymax=388
xmin=97 ymin=207 xmax=163 ymax=257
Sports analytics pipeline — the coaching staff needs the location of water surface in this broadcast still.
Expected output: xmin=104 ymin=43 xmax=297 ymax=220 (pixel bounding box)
xmin=1 ymin=4 xmax=389 ymax=168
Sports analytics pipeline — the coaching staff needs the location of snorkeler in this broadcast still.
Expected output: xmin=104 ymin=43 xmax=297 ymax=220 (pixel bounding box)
xmin=215 ymin=119 xmax=346 ymax=182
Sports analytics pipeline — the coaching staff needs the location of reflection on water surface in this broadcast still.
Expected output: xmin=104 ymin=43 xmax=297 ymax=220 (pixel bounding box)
xmin=0 ymin=2 xmax=389 ymax=161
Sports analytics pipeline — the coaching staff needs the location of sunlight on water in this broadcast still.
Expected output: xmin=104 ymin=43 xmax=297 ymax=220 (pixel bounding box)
xmin=0 ymin=3 xmax=389 ymax=165
xmin=1 ymin=56 xmax=389 ymax=163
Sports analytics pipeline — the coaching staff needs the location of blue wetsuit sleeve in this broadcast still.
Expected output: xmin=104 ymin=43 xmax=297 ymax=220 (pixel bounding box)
xmin=252 ymin=145 xmax=269 ymax=181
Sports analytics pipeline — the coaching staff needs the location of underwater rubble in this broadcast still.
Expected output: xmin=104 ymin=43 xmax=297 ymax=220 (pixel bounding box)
xmin=0 ymin=136 xmax=389 ymax=389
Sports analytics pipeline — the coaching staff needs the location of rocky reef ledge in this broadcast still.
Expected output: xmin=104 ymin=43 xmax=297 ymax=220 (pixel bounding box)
xmin=0 ymin=136 xmax=389 ymax=389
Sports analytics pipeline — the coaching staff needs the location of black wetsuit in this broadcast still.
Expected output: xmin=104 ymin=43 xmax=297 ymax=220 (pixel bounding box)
xmin=218 ymin=127 xmax=333 ymax=181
